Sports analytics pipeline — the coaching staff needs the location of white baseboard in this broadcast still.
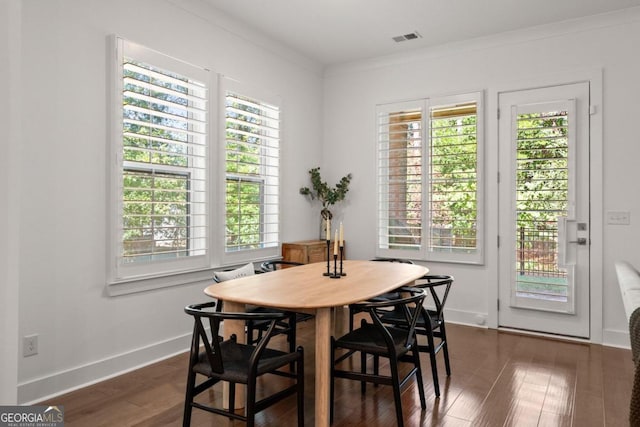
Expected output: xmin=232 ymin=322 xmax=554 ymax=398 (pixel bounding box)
xmin=445 ymin=308 xmax=489 ymax=328
xmin=18 ymin=333 xmax=192 ymax=405
xmin=602 ymin=328 xmax=631 ymax=349
xmin=445 ymin=308 xmax=631 ymax=350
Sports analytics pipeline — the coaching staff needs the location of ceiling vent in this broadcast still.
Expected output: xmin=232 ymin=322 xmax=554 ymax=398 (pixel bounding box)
xmin=392 ymin=31 xmax=422 ymax=43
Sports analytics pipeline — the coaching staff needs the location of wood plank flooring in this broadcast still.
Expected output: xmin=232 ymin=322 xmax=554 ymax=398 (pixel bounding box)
xmin=39 ymin=311 xmax=634 ymax=426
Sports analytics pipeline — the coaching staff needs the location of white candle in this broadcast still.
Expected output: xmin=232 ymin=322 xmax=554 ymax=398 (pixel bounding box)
xmin=339 ymin=222 xmax=344 ymax=247
xmin=326 ymin=218 xmax=331 ymax=241
xmin=334 ymin=230 xmax=339 ymax=255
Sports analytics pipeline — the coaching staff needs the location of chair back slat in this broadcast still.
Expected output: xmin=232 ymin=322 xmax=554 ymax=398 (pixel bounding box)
xmin=196 ymin=316 xmax=224 ymax=373
xmin=370 ymin=258 xmax=414 ymax=264
xmin=416 ymin=275 xmax=453 ymax=321
xmin=185 ymin=302 xmax=224 ymax=373
xmin=354 ymin=286 xmax=426 ymax=351
xmin=260 ymin=260 xmax=303 ymax=272
xmin=184 ymin=302 xmax=288 ymax=374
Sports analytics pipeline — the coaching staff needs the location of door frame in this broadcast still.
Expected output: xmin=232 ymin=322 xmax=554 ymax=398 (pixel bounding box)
xmin=486 ymin=68 xmax=603 ymax=343
xmin=498 ymin=85 xmax=589 ymax=337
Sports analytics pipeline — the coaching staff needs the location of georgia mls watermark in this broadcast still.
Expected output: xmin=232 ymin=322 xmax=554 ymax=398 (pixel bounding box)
xmin=0 ymin=406 xmax=64 ymax=427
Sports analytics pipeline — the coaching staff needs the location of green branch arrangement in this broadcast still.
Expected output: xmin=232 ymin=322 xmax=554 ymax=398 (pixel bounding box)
xmin=299 ymin=167 xmax=353 ymax=219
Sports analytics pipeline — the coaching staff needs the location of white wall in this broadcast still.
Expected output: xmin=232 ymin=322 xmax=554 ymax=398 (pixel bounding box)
xmin=0 ymin=0 xmax=21 ymax=405
xmin=13 ymin=0 xmax=323 ymax=403
xmin=323 ymin=9 xmax=640 ymax=345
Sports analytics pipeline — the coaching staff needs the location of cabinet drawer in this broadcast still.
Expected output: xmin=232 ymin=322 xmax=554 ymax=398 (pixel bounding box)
xmin=307 ymin=244 xmax=327 ymax=263
xmin=281 ymin=240 xmax=345 ymax=264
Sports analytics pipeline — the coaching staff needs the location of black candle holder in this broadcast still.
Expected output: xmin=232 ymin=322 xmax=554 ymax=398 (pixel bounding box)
xmin=330 ymin=254 xmax=341 ymax=279
xmin=323 ymin=239 xmax=331 ymax=276
xmin=339 ymin=246 xmax=346 ymax=276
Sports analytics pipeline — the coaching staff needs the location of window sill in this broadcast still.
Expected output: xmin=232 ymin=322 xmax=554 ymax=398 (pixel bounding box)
xmin=107 ymin=268 xmax=216 ymax=296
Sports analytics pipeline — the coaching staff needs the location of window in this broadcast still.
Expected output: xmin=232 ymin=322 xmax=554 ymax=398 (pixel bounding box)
xmin=221 ymin=80 xmax=280 ymax=263
xmin=376 ymin=92 xmax=483 ymax=264
xmin=110 ymin=37 xmax=211 ymax=285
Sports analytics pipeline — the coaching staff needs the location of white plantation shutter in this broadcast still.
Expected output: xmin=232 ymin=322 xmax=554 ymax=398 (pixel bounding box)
xmin=427 ymin=93 xmax=482 ymax=263
xmin=223 ymin=83 xmax=280 ymax=260
xmin=112 ymin=37 xmax=211 ymax=282
xmin=377 ymin=101 xmax=424 ymax=257
xmin=376 ymin=92 xmax=483 ymax=264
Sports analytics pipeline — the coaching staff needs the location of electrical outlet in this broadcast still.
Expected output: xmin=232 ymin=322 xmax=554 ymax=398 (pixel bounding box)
xmin=23 ymin=334 xmax=38 ymax=357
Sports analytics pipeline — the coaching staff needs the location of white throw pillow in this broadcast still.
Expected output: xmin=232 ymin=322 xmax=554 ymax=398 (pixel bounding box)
xmin=214 ymin=262 xmax=255 ymax=282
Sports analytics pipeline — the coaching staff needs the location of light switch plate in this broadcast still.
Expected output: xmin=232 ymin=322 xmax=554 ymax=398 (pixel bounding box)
xmin=607 ymin=210 xmax=630 ymax=225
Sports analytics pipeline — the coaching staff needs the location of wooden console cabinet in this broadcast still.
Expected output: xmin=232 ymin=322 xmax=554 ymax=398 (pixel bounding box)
xmin=281 ymin=240 xmax=345 ymax=264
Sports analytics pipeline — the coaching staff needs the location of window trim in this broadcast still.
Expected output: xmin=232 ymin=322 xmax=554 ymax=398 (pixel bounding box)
xmin=376 ymin=91 xmax=485 ymax=265
xmin=107 ymin=36 xmax=215 ymax=292
xmin=218 ymin=77 xmax=281 ymax=266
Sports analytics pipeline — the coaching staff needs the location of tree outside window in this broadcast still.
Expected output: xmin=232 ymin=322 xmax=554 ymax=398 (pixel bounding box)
xmin=224 ymin=91 xmax=279 ymax=254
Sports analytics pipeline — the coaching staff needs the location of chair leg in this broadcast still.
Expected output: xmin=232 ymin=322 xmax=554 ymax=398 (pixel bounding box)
xmin=360 ymin=351 xmax=367 ymax=394
xmin=289 ymin=314 xmax=297 ymax=353
xmin=330 ymin=338 xmax=336 ymax=424
xmin=440 ymin=323 xmax=452 ymax=376
xmin=182 ymin=370 xmax=196 ymax=427
xmin=412 ymin=345 xmax=426 ymax=409
xmin=388 ymin=356 xmax=404 ymax=427
xmin=229 ymin=382 xmax=236 ymax=419
xmin=247 ymin=320 xmax=255 ymax=345
xmin=296 ymin=347 xmax=305 ymax=427
xmin=289 ymin=314 xmax=297 ymax=371
xmin=426 ymin=331 xmax=441 ymax=398
xmin=373 ymin=354 xmax=380 ymax=387
xmin=246 ymin=380 xmax=256 ymax=427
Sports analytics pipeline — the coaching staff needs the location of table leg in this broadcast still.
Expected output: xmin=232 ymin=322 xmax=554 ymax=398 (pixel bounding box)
xmin=222 ymin=300 xmax=245 ymax=410
xmin=315 ymin=307 xmax=331 ymax=427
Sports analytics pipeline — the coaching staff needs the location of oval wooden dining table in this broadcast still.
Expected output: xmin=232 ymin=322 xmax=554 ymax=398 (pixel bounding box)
xmin=204 ymin=259 xmax=429 ymax=427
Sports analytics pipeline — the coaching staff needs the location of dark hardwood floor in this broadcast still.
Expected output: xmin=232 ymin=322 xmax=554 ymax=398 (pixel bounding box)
xmin=40 ymin=310 xmax=634 ymax=426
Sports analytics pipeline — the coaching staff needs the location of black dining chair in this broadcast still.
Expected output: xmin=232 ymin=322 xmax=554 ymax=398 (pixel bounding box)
xmin=212 ymin=262 xmax=264 ymax=306
xmin=348 ymin=258 xmax=415 ymax=331
xmin=331 ymin=286 xmax=427 ymax=427
xmin=260 ymin=260 xmax=304 ymax=272
xmin=261 ymin=260 xmax=315 ymax=325
xmin=379 ymin=274 xmax=454 ymax=397
xmin=213 ymin=264 xmax=298 ymax=354
xmin=370 ymin=257 xmax=415 ymax=264
xmin=183 ymin=302 xmax=304 ymax=427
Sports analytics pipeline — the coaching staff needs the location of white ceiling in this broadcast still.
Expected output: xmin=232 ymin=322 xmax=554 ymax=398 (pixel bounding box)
xmin=202 ymin=0 xmax=640 ymax=66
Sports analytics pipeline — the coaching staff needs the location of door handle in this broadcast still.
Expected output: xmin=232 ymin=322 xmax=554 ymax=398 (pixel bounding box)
xmin=568 ymin=238 xmax=587 ymax=245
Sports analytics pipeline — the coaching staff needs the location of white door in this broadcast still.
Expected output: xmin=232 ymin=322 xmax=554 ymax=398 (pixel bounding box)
xmin=498 ymin=82 xmax=590 ymax=338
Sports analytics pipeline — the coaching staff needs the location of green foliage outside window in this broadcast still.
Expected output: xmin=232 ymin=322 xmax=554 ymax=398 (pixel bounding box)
xmin=515 ymin=111 xmax=569 ymax=277
xmin=429 ymin=113 xmax=478 ymax=250
xmin=515 ymin=112 xmax=568 ymax=228
xmin=121 ymin=60 xmax=192 ymax=261
xmin=225 ymin=93 xmax=276 ymax=251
